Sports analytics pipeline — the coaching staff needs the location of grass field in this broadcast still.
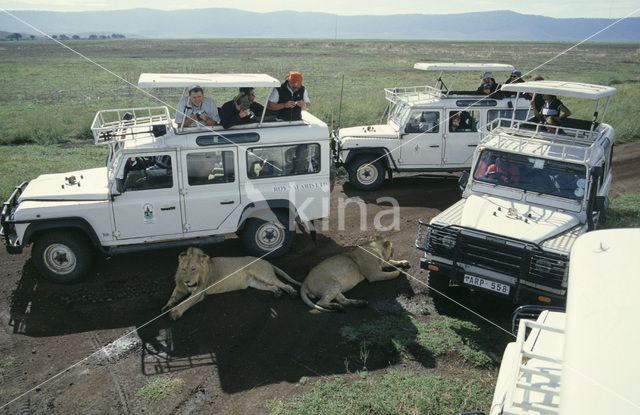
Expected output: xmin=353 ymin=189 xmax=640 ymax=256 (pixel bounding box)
xmin=0 ymin=39 xmax=639 ymax=145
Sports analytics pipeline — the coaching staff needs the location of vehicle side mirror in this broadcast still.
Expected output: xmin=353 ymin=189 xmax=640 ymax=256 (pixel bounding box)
xmin=591 ymin=165 xmax=603 ymax=178
xmin=458 ymin=171 xmax=470 ymax=192
xmin=114 ymin=178 xmax=125 ymax=194
xmin=595 ymin=195 xmax=609 ymax=212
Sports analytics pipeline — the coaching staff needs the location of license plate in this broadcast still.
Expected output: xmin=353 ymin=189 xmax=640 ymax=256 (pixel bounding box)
xmin=463 ymin=274 xmax=510 ymax=295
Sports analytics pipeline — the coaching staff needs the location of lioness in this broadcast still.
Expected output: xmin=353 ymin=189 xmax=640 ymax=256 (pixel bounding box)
xmin=162 ymin=247 xmax=300 ymax=320
xmin=300 ymin=234 xmax=410 ymax=312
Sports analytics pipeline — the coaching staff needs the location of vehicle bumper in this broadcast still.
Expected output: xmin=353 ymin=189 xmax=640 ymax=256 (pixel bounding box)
xmin=1 ymin=181 xmax=28 ymax=254
xmin=420 ymin=257 xmax=567 ymax=307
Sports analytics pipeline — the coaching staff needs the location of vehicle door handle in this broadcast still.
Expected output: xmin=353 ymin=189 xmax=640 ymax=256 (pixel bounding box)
xmin=161 ymin=206 xmax=176 ymax=211
xmin=429 ymin=145 xmax=440 ymax=148
xmin=468 ymin=144 xmax=477 ymax=147
xmin=220 ymin=201 xmax=235 ymax=205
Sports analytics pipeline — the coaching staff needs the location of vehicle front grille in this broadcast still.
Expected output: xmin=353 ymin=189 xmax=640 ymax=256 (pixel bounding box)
xmin=416 ymin=221 xmax=566 ymax=290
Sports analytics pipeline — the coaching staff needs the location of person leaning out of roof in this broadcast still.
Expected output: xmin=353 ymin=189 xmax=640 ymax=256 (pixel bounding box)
xmin=175 ymin=85 xmax=220 ymax=127
xmin=538 ymin=94 xmax=572 ymax=127
xmin=219 ymin=94 xmax=254 ymax=129
xmin=267 ymin=71 xmax=310 ymax=121
xmin=478 ymin=72 xmax=498 ymax=95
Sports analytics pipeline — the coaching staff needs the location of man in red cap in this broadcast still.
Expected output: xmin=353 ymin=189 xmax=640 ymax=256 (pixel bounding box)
xmin=267 ymin=71 xmax=310 ymax=121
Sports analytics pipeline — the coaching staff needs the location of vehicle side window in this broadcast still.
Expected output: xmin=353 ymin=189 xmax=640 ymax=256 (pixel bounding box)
xmin=122 ymin=155 xmax=173 ymax=191
xmin=449 ymin=110 xmax=479 ymax=133
xmin=405 ymin=111 xmax=439 ymax=134
xmin=486 ymin=109 xmax=529 ymax=130
xmin=247 ymin=143 xmax=320 ymax=179
xmin=187 ymin=151 xmax=235 ymax=186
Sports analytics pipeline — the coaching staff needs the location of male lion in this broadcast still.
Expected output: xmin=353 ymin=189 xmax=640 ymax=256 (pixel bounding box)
xmin=162 ymin=247 xmax=300 ymax=320
xmin=300 ymin=234 xmax=410 ymax=312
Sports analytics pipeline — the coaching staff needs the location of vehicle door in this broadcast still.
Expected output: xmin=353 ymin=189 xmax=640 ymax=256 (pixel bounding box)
xmin=181 ymin=148 xmax=240 ymax=233
xmin=398 ymin=109 xmax=443 ymax=167
xmin=442 ymin=110 xmax=480 ymax=166
xmin=112 ymin=151 xmax=183 ymax=239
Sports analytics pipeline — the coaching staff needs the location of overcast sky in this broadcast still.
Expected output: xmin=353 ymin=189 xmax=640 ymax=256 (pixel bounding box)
xmin=1 ymin=0 xmax=639 ymax=19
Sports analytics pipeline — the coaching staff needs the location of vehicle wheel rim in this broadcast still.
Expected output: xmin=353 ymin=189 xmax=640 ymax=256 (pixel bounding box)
xmin=255 ymin=222 xmax=285 ymax=251
xmin=43 ymin=243 xmax=76 ymax=275
xmin=356 ymin=163 xmax=378 ymax=185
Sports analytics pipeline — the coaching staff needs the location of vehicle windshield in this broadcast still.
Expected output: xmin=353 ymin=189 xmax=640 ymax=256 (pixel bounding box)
xmin=389 ymin=102 xmax=411 ymax=127
xmin=473 ymin=150 xmax=587 ymax=200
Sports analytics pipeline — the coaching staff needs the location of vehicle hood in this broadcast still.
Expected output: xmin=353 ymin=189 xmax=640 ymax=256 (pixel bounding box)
xmin=19 ymin=167 xmax=110 ymax=201
xmin=338 ymin=124 xmax=397 ymax=140
xmin=461 ymin=194 xmax=580 ymax=244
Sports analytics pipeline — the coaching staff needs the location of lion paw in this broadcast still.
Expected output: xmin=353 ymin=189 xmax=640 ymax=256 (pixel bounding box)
xmin=396 ymin=260 xmax=411 ymax=269
xmin=169 ymin=310 xmax=182 ymax=320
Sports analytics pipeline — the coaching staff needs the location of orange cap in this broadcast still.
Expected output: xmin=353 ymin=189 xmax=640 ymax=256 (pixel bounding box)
xmin=285 ymin=71 xmax=303 ymax=85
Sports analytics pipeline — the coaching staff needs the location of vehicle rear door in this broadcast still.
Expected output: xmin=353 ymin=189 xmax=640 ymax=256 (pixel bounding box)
xmin=442 ymin=109 xmax=480 ymax=166
xmin=181 ymin=148 xmax=240 ymax=233
xmin=398 ymin=109 xmax=443 ymax=167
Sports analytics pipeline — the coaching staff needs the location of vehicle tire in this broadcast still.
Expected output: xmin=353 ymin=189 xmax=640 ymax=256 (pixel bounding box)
xmin=32 ymin=230 xmax=93 ymax=284
xmin=347 ymin=156 xmax=385 ymax=191
xmin=427 ymin=270 xmax=450 ymax=297
xmin=241 ymin=211 xmax=295 ymax=259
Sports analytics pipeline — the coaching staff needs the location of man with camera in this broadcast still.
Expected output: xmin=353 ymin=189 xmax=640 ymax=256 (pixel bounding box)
xmin=267 ymin=71 xmax=310 ymax=121
xmin=175 ymin=85 xmax=220 ymax=127
xmin=219 ymin=94 xmax=256 ymax=129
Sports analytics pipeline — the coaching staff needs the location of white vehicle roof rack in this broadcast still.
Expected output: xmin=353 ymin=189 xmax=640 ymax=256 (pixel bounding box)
xmin=137 ymin=73 xmax=281 ymax=89
xmin=501 ymin=81 xmax=617 ymax=100
xmin=90 ymin=106 xmax=171 ymax=146
xmin=414 ymin=63 xmax=515 ymax=72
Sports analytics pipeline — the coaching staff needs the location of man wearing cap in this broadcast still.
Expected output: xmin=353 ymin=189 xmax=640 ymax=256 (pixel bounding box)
xmin=267 ymin=71 xmax=310 ymax=121
xmin=477 ymin=72 xmax=498 ymax=95
xmin=505 ymin=69 xmax=525 ymax=85
xmin=175 ymin=86 xmax=220 ymax=127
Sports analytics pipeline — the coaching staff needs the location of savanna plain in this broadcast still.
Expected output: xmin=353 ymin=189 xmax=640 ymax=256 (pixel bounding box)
xmin=0 ymin=39 xmax=639 ymax=414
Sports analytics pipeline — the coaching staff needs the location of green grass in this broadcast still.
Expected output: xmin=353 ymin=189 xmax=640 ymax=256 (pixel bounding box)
xmin=340 ymin=314 xmax=501 ymax=368
xmin=268 ymin=371 xmax=494 ymax=415
xmin=135 ymin=377 xmax=184 ymax=402
xmin=0 ymin=143 xmax=107 ymax=201
xmin=0 ymin=39 xmax=638 ymax=145
xmin=601 ymin=192 xmax=640 ymax=228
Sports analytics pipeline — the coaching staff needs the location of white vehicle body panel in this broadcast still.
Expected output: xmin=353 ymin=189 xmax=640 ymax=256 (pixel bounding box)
xmin=490 ymin=228 xmax=640 ymax=415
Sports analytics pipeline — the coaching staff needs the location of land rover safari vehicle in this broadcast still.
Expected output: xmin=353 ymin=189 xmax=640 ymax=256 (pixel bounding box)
xmin=333 ymin=63 xmax=530 ymax=190
xmin=1 ymin=73 xmax=331 ymax=283
xmin=416 ymin=81 xmax=616 ymax=307
xmin=481 ymin=229 xmax=640 ymax=415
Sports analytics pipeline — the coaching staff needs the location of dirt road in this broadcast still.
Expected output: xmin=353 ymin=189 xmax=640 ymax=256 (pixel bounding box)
xmin=1 ymin=142 xmax=638 ymax=414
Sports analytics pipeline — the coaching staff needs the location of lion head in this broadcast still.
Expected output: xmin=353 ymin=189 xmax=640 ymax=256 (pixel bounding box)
xmin=174 ymin=247 xmax=210 ymax=293
xmin=368 ymin=233 xmax=394 ymax=261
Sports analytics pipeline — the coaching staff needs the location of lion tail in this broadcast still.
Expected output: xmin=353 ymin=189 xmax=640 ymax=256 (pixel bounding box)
xmin=272 ymin=265 xmax=302 ymax=286
xmin=301 ymin=283 xmax=335 ymax=313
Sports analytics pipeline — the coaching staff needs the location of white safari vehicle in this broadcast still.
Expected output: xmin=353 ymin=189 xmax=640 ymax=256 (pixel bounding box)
xmin=416 ymin=81 xmax=616 ymax=307
xmin=333 ymin=63 xmax=530 ymax=190
xmin=481 ymin=228 xmax=640 ymax=415
xmin=1 ymin=74 xmax=331 ymax=283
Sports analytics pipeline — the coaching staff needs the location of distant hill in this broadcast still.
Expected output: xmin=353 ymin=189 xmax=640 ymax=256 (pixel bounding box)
xmin=1 ymin=9 xmax=639 ymax=41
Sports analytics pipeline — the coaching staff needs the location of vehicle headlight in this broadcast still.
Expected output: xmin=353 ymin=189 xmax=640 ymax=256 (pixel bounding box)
xmin=441 ymin=235 xmax=456 ymax=250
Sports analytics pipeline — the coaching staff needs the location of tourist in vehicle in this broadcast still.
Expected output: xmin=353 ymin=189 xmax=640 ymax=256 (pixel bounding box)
xmin=267 ymin=71 xmax=310 ymax=121
xmin=504 ymin=69 xmax=524 ymax=85
xmin=239 ymin=87 xmax=264 ymax=117
xmin=478 ymin=72 xmax=498 ymax=95
xmin=219 ymin=94 xmax=254 ymax=129
xmin=540 ymin=94 xmax=571 ymax=125
xmin=450 ymin=112 xmax=462 ymax=132
xmin=529 ymin=75 xmax=546 ymax=120
xmin=501 ymin=69 xmax=525 ymax=96
xmin=175 ymin=85 xmax=220 ymax=127
xmin=485 ymin=155 xmax=520 ymax=184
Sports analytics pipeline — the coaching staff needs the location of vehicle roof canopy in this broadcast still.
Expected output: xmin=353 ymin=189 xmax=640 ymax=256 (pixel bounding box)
xmin=561 ymin=228 xmax=640 ymax=414
xmin=501 ymin=80 xmax=617 ymax=99
xmin=138 ymin=73 xmax=282 ymax=89
xmin=413 ymin=63 xmax=515 ymax=72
